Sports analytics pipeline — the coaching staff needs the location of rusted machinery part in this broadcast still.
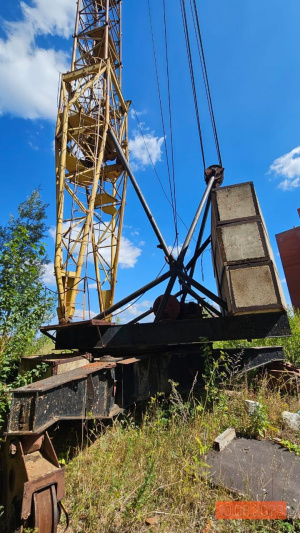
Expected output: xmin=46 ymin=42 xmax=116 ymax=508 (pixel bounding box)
xmin=263 ymin=360 xmax=300 ymax=393
xmin=153 ymin=294 xmax=180 ymax=320
xmin=153 ymin=294 xmax=203 ymax=322
xmin=28 ymin=485 xmax=60 ymax=533
xmin=1 ymin=432 xmax=65 ymax=532
xmin=204 ymin=164 xmax=224 ymax=187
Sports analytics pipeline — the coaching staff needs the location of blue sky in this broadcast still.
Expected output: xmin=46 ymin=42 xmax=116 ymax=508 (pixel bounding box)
xmin=0 ymin=0 xmax=299 ymax=321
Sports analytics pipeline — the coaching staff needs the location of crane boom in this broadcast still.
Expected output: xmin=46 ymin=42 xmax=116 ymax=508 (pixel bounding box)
xmin=54 ymin=0 xmax=129 ymax=322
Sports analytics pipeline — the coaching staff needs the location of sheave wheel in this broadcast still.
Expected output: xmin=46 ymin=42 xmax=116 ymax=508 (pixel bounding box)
xmin=31 ymin=485 xmax=60 ymax=533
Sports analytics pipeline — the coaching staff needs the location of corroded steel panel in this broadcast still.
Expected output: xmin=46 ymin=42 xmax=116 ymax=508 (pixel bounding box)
xmin=205 ymin=438 xmax=300 ymax=518
xmin=276 ymin=227 xmax=300 ymax=310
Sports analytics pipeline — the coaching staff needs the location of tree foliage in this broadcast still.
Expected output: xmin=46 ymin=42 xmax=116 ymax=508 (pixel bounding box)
xmin=0 ymin=226 xmax=53 ymax=364
xmin=0 ymin=190 xmax=54 ymax=431
xmin=0 ymin=188 xmax=48 ymax=253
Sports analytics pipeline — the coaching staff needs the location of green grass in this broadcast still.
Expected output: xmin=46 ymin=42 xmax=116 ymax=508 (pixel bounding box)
xmin=60 ymin=375 xmax=300 ymax=533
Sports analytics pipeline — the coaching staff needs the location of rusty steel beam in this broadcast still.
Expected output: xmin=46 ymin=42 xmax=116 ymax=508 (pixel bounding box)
xmin=8 ymin=362 xmax=118 ymax=435
xmin=40 ymin=312 xmax=291 ymax=354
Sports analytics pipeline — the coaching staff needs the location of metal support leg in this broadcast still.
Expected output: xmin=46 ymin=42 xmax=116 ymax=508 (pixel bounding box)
xmin=108 ymin=128 xmax=172 ymax=262
xmin=180 ymin=281 xmax=222 ymax=316
xmin=178 ymin=270 xmax=227 ymax=309
xmin=177 ymin=175 xmax=215 ymax=264
xmin=95 ymin=270 xmax=171 ymax=320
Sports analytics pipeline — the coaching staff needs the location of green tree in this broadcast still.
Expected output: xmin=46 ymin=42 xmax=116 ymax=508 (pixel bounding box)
xmin=0 ymin=226 xmax=53 ymax=365
xmin=0 ymin=188 xmax=48 ymax=253
xmin=0 ymin=191 xmax=54 ymax=431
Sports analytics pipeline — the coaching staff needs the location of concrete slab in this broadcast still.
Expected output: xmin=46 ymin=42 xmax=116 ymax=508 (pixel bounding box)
xmin=205 ymin=438 xmax=300 ymax=518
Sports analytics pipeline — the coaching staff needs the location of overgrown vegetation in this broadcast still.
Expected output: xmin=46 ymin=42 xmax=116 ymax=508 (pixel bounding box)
xmin=215 ymin=308 xmax=300 ymax=367
xmin=0 ymin=191 xmax=299 ymax=530
xmin=0 ymin=190 xmax=54 ymax=433
xmin=60 ymin=345 xmax=300 ymax=533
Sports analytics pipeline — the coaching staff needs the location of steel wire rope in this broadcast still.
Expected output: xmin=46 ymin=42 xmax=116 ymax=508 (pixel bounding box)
xmin=147 ymin=0 xmax=177 ymax=238
xmin=180 ymin=0 xmax=206 ymax=170
xmin=131 ymin=104 xmax=193 ymax=237
xmin=190 ymin=0 xmax=222 ymax=166
xmin=162 ymin=0 xmax=178 ymax=247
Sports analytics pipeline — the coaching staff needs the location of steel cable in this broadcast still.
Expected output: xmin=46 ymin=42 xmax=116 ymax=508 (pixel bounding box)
xmin=190 ymin=0 xmax=222 ymax=166
xmin=180 ymin=0 xmax=206 ymax=169
xmin=131 ymin=104 xmax=194 ymax=236
xmin=162 ymin=0 xmax=178 ymax=246
xmin=147 ymin=0 xmax=178 ymax=237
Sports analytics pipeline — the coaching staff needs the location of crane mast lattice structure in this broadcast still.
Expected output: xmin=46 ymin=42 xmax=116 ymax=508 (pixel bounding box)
xmin=55 ymin=0 xmax=129 ymax=323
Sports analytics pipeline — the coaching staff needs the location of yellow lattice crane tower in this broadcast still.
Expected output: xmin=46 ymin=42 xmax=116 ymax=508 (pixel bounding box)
xmin=55 ymin=0 xmax=129 ymax=323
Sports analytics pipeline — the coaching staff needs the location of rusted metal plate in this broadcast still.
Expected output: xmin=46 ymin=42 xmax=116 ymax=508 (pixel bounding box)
xmin=0 ymin=432 xmax=64 ymax=527
xmin=13 ymin=362 xmax=115 ymax=393
xmin=41 ymin=318 xmax=113 ymax=332
xmin=276 ymin=226 xmax=300 ymax=310
xmin=19 ymin=353 xmax=88 ymax=378
xmin=7 ymin=350 xmax=210 ymax=435
xmin=52 ymin=313 xmax=291 ymax=353
xmin=8 ymin=363 xmax=116 ymax=435
xmin=205 ymin=438 xmax=300 ymax=518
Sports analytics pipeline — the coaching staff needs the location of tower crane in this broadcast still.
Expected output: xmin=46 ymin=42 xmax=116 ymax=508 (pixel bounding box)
xmin=0 ymin=2 xmax=291 ymax=532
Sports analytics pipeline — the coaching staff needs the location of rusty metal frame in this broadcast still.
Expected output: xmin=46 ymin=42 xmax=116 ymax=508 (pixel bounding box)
xmin=39 ymin=312 xmax=291 ymax=354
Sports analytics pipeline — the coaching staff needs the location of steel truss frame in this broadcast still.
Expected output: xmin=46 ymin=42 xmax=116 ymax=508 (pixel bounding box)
xmin=55 ymin=0 xmax=130 ymax=322
xmin=88 ymin=134 xmax=226 ymax=324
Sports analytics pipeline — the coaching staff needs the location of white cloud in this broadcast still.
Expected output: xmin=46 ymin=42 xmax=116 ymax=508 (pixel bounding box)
xmin=278 ymin=177 xmax=300 ymax=191
xmin=49 ymin=226 xmax=57 ymax=240
xmin=49 ymin=224 xmax=142 ymax=270
xmin=130 ymin=108 xmax=147 ymax=120
xmin=268 ymin=146 xmax=300 ymax=191
xmin=20 ymin=0 xmax=76 ymax=38
xmin=167 ymin=243 xmax=183 ymax=258
xmin=129 ymin=130 xmax=164 ymax=171
xmin=0 ymin=0 xmax=75 ymax=120
xmin=117 ymin=300 xmax=153 ymax=324
xmin=42 ymin=261 xmax=56 ymax=286
xmin=73 ymin=308 xmax=98 ymax=321
xmin=118 ymin=236 xmax=142 ymax=268
xmin=167 ymin=243 xmax=191 ymax=259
